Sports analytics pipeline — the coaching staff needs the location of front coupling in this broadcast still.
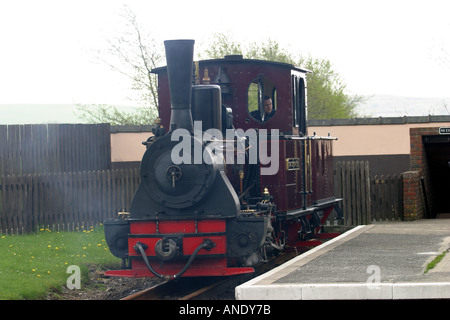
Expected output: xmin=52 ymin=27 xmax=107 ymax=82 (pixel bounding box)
xmin=155 ymin=238 xmax=179 ymax=261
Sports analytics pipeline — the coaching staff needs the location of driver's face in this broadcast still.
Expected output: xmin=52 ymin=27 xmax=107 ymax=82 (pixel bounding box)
xmin=263 ymin=99 xmax=273 ymax=114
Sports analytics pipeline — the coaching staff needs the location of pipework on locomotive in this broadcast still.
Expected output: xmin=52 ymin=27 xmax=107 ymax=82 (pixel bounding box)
xmin=104 ymin=39 xmax=341 ymax=279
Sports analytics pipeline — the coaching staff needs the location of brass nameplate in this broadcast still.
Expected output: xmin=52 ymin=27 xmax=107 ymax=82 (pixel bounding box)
xmin=286 ymin=158 xmax=300 ymax=171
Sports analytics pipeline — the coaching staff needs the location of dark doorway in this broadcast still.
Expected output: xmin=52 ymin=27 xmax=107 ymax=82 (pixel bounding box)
xmin=423 ymin=135 xmax=450 ymax=217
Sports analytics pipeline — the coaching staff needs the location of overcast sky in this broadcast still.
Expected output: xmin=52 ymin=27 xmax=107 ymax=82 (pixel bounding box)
xmin=0 ymin=0 xmax=449 ymax=114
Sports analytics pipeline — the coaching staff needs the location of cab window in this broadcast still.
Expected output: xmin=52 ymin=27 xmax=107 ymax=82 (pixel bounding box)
xmin=292 ymin=74 xmax=306 ymax=134
xmin=248 ymin=76 xmax=276 ymax=123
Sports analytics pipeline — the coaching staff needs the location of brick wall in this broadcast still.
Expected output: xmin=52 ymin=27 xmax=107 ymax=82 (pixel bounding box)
xmin=402 ymin=171 xmax=423 ymax=220
xmin=407 ymin=127 xmax=439 ymax=219
xmin=410 ymin=127 xmax=439 ymax=171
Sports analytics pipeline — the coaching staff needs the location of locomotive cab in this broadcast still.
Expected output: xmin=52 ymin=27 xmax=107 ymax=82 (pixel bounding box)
xmin=104 ymin=40 xmax=341 ymax=279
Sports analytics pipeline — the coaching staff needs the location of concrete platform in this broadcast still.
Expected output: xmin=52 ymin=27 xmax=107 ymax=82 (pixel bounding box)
xmin=236 ymin=219 xmax=450 ymax=300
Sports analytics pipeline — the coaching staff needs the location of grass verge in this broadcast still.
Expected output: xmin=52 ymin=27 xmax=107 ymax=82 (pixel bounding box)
xmin=0 ymin=225 xmax=121 ymax=300
xmin=424 ymin=249 xmax=449 ymax=274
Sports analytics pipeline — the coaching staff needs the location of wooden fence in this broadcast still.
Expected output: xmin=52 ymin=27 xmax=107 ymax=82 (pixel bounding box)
xmin=370 ymin=174 xmax=403 ymax=221
xmin=0 ymin=123 xmax=111 ymax=176
xmin=0 ymin=168 xmax=139 ymax=234
xmin=334 ymin=161 xmax=403 ymax=226
xmin=334 ymin=161 xmax=371 ymax=225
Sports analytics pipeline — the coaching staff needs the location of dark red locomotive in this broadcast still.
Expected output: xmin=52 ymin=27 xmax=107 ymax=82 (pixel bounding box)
xmin=104 ymin=39 xmax=341 ymax=279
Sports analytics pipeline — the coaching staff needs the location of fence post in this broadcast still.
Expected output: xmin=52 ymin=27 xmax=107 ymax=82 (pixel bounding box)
xmin=364 ymin=161 xmax=371 ymax=223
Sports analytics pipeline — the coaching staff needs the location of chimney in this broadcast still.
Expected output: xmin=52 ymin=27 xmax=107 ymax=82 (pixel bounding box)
xmin=164 ymin=39 xmax=195 ymax=132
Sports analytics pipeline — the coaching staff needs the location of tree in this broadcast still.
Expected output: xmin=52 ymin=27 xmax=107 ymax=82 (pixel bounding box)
xmin=300 ymin=56 xmax=362 ymax=119
xmin=202 ymin=33 xmax=364 ymax=119
xmin=247 ymin=38 xmax=296 ymax=65
xmin=76 ymin=5 xmax=162 ymax=125
xmin=75 ymin=103 xmax=157 ymax=126
xmin=200 ymin=32 xmax=243 ymax=59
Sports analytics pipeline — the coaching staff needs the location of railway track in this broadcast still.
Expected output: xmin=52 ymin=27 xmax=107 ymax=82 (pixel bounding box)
xmin=121 ymin=251 xmax=299 ymax=300
xmin=121 ymin=276 xmax=234 ymax=300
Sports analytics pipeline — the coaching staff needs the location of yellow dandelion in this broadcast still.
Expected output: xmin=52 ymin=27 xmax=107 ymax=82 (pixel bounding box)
xmin=55 ymin=247 xmax=59 ymax=250
xmin=9 ymin=244 xmax=13 ymax=248
xmin=1 ymin=235 xmax=5 ymax=239
xmin=32 ymin=269 xmax=36 ymax=272
xmin=37 ymin=274 xmax=41 ymax=277
xmin=82 ymin=255 xmax=86 ymax=257
xmin=82 ymin=247 xmax=87 ymax=250
xmin=48 ymin=245 xmax=51 ymax=248
xmin=47 ymin=271 xmax=51 ymax=274
xmin=97 ymin=244 xmax=102 ymax=247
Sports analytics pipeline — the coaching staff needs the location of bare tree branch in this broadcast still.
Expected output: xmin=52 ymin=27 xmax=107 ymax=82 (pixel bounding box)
xmin=77 ymin=5 xmax=163 ymax=125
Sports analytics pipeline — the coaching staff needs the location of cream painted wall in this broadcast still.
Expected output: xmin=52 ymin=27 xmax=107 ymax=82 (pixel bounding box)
xmin=110 ymin=122 xmax=450 ymax=162
xmin=308 ymin=122 xmax=450 ymax=156
xmin=110 ymin=132 xmax=151 ymax=162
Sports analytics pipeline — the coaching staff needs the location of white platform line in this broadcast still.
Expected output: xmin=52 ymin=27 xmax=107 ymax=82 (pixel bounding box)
xmin=235 ymin=282 xmax=450 ymax=300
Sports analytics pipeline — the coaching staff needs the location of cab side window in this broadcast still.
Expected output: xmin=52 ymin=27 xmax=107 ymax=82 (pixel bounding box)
xmin=248 ymin=76 xmax=276 ymax=123
xmin=292 ymin=74 xmax=306 ymax=134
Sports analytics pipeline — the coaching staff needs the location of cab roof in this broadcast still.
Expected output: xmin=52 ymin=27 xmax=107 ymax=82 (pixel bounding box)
xmin=151 ymin=55 xmax=311 ymax=74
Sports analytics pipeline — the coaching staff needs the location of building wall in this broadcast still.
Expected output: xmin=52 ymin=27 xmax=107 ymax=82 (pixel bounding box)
xmin=110 ymin=132 xmax=150 ymax=162
xmin=110 ymin=126 xmax=153 ymax=168
xmin=308 ymin=116 xmax=450 ymax=176
xmin=309 ymin=119 xmax=450 ymax=156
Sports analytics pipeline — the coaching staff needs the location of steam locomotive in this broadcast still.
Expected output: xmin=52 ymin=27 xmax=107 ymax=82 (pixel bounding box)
xmin=104 ymin=39 xmax=341 ymax=280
